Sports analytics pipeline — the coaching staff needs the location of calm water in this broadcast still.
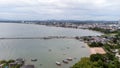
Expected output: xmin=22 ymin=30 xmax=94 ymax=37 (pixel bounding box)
xmin=0 ymin=23 xmax=102 ymax=68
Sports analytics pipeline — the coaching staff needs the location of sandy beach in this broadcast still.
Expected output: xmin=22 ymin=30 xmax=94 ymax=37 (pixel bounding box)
xmin=90 ymin=47 xmax=106 ymax=54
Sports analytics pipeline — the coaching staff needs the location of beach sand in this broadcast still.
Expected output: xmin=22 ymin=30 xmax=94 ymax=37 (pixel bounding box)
xmin=90 ymin=47 xmax=106 ymax=54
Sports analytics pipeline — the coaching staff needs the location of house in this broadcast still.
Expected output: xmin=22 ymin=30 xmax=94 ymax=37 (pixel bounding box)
xmin=9 ymin=58 xmax=24 ymax=68
xmin=9 ymin=62 xmax=17 ymax=68
xmin=16 ymin=58 xmax=25 ymax=65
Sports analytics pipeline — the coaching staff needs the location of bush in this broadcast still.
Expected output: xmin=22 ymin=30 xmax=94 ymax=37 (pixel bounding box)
xmin=90 ymin=54 xmax=103 ymax=62
xmin=89 ymin=42 xmax=103 ymax=47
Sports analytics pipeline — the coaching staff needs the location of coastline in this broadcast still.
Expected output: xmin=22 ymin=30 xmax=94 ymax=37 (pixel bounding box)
xmin=0 ymin=23 xmax=104 ymax=68
xmin=83 ymin=42 xmax=106 ymax=55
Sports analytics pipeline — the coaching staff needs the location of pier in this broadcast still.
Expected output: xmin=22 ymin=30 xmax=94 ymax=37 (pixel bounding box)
xmin=0 ymin=36 xmax=82 ymax=40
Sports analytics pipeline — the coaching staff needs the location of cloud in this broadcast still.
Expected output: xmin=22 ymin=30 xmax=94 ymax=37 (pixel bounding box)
xmin=0 ymin=0 xmax=120 ymax=20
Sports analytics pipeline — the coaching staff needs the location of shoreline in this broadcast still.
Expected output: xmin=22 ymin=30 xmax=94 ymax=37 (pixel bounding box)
xmin=83 ymin=42 xmax=106 ymax=55
xmin=0 ymin=23 xmax=104 ymax=55
xmin=0 ymin=23 xmax=103 ymax=55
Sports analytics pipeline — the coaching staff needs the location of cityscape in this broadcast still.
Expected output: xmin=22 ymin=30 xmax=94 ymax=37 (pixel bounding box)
xmin=0 ymin=0 xmax=120 ymax=68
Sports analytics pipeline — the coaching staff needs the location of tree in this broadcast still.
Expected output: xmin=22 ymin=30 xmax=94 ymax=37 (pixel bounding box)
xmin=0 ymin=60 xmax=7 ymax=64
xmin=90 ymin=54 xmax=103 ymax=62
xmin=72 ymin=57 xmax=92 ymax=68
xmin=7 ymin=59 xmax=15 ymax=63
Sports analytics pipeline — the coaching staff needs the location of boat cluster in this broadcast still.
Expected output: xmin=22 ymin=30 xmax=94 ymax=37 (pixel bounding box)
xmin=56 ymin=57 xmax=72 ymax=66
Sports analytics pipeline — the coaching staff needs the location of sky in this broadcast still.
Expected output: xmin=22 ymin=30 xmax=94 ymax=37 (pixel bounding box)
xmin=0 ymin=0 xmax=120 ymax=20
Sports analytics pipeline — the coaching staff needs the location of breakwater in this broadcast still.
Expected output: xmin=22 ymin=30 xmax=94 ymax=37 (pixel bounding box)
xmin=0 ymin=36 xmax=81 ymax=40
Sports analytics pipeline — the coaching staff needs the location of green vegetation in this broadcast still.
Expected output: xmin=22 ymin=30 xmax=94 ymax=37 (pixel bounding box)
xmin=0 ymin=60 xmax=21 ymax=68
xmin=89 ymin=27 xmax=120 ymax=34
xmin=72 ymin=53 xmax=120 ymax=68
xmin=89 ymin=27 xmax=111 ymax=34
xmin=89 ymin=42 xmax=104 ymax=47
xmin=72 ymin=28 xmax=120 ymax=68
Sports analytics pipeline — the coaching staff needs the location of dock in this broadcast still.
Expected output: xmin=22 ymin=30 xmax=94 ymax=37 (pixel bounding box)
xmin=0 ymin=36 xmax=82 ymax=40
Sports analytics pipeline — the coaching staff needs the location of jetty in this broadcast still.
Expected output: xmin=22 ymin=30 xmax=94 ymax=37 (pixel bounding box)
xmin=0 ymin=36 xmax=82 ymax=40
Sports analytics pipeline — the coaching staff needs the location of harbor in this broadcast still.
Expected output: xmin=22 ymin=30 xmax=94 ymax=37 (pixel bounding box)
xmin=0 ymin=23 xmax=102 ymax=68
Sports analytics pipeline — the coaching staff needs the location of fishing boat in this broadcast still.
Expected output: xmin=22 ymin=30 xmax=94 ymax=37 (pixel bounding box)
xmin=67 ymin=57 xmax=72 ymax=61
xmin=63 ymin=59 xmax=68 ymax=64
xmin=56 ymin=61 xmax=61 ymax=66
xmin=31 ymin=59 xmax=37 ymax=62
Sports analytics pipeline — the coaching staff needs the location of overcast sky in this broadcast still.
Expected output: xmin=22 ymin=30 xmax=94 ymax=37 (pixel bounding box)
xmin=0 ymin=0 xmax=120 ymax=20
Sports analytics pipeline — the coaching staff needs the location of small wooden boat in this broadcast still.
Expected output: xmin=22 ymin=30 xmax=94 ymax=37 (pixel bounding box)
xmin=56 ymin=61 xmax=61 ymax=66
xmin=67 ymin=57 xmax=72 ymax=61
xmin=63 ymin=59 xmax=68 ymax=64
xmin=31 ymin=59 xmax=37 ymax=61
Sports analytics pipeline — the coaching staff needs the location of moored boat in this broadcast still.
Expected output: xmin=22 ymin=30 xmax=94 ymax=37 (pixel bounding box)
xmin=63 ymin=59 xmax=68 ymax=64
xmin=56 ymin=61 xmax=61 ymax=66
xmin=31 ymin=59 xmax=37 ymax=62
xmin=67 ymin=57 xmax=72 ymax=61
